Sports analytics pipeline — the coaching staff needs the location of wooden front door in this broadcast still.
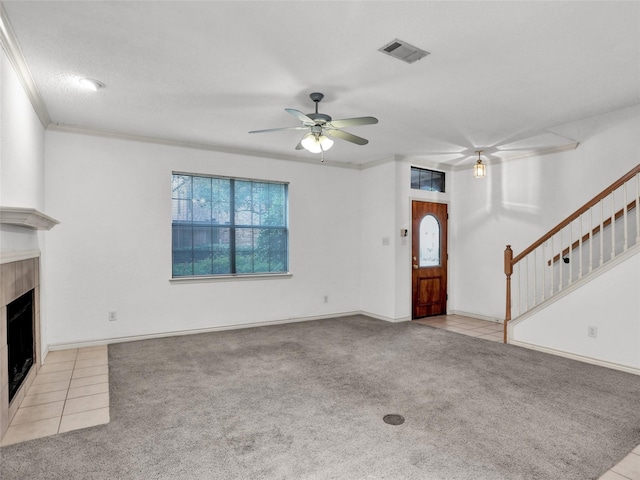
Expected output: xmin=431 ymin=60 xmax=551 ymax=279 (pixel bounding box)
xmin=412 ymin=201 xmax=448 ymax=319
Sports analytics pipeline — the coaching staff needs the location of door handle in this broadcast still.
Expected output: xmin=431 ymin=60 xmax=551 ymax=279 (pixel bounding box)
xmin=413 ymin=264 xmax=419 ymax=270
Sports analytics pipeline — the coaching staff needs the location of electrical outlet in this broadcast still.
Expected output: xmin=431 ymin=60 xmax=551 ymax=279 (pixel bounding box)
xmin=588 ymin=326 xmax=597 ymax=338
xmin=323 ymin=295 xmax=329 ymax=304
xmin=109 ymin=311 xmax=117 ymax=322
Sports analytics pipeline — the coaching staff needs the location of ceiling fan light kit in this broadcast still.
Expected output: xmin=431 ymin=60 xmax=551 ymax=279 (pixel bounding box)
xmin=473 ymin=150 xmax=487 ymax=178
xmin=249 ymin=92 xmax=378 ymax=158
xmin=301 ymin=132 xmax=333 ymax=153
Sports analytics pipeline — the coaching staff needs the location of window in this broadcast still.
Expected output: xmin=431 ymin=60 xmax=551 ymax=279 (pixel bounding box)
xmin=172 ymin=173 xmax=288 ymax=277
xmin=411 ymin=167 xmax=445 ymax=192
xmin=419 ymin=215 xmax=440 ymax=267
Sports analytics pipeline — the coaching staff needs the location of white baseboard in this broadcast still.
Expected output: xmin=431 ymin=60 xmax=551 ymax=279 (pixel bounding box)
xmin=449 ymin=310 xmax=502 ymax=324
xmin=360 ymin=311 xmax=410 ymax=323
xmin=40 ymin=346 xmax=49 ymax=366
xmin=47 ymin=311 xmax=365 ymax=351
xmin=509 ymin=339 xmax=640 ymax=376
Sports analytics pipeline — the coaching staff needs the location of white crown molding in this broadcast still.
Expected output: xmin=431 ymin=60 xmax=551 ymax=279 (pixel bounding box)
xmin=451 ymin=142 xmax=580 ymax=172
xmin=357 ymin=155 xmax=455 ymax=172
xmin=0 ymin=3 xmax=51 ymax=127
xmin=358 ymin=155 xmax=400 ymax=170
xmin=0 ymin=206 xmax=59 ymax=230
xmin=398 ymin=155 xmax=455 ymax=172
xmin=47 ymin=123 xmax=363 ymax=170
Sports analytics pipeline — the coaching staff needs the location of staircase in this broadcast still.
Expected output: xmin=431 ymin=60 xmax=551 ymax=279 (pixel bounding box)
xmin=503 ymin=164 xmax=640 ymax=343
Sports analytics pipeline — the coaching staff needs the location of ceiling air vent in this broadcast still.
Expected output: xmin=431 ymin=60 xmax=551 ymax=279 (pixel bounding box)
xmin=378 ymin=38 xmax=430 ymax=64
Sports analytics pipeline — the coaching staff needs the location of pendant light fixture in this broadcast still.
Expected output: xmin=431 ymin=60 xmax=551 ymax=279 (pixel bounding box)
xmin=473 ymin=150 xmax=487 ymax=178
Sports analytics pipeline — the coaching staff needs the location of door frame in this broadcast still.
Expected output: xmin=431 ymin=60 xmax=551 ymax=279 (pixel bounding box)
xmin=408 ymin=198 xmax=450 ymax=319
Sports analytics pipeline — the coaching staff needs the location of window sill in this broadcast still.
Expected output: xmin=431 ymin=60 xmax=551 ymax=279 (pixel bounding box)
xmin=169 ymin=272 xmax=292 ymax=284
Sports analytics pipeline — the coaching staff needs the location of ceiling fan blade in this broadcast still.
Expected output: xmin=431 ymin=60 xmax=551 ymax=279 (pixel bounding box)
xmin=249 ymin=126 xmax=307 ymax=134
xmin=285 ymin=108 xmax=316 ymax=124
xmin=326 ymin=116 xmax=378 ymax=129
xmin=326 ymin=129 xmax=369 ymax=145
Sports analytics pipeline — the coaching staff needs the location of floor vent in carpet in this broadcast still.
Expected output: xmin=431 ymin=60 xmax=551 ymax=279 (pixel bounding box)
xmin=383 ymin=414 xmax=405 ymax=425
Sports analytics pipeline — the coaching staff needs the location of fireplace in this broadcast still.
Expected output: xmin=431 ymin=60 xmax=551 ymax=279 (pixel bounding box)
xmin=1 ymin=208 xmax=57 ymax=441
xmin=1 ymin=256 xmax=42 ymax=441
xmin=7 ymin=290 xmax=34 ymax=402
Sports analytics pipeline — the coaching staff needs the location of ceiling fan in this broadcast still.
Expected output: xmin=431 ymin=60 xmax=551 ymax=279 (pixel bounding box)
xmin=249 ymin=92 xmax=378 ymax=156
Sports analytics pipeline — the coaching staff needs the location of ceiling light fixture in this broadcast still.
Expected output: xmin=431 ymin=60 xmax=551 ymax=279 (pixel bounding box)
xmin=300 ymin=131 xmax=333 ymax=154
xmin=473 ymin=150 xmax=487 ymax=178
xmin=78 ymin=78 xmax=105 ymax=92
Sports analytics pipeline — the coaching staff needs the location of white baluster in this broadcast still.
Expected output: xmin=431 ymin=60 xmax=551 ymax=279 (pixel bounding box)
xmin=533 ymin=249 xmax=538 ymax=307
xmin=568 ymin=222 xmax=573 ymax=286
xmin=559 ymin=229 xmax=563 ymax=291
xmin=588 ymin=207 xmax=593 ymax=273
xmin=516 ymin=263 xmax=521 ymax=317
xmin=550 ymin=235 xmax=555 ymax=295
xmin=578 ymin=214 xmax=583 ymax=280
xmin=611 ymin=191 xmax=616 ymax=260
xmin=600 ymin=200 xmax=604 ymax=267
xmin=541 ymin=241 xmax=546 ymax=301
xmin=525 ymin=256 xmax=529 ymax=311
xmin=636 ymin=173 xmax=640 ymax=244
xmin=623 ymin=181 xmax=628 ymax=251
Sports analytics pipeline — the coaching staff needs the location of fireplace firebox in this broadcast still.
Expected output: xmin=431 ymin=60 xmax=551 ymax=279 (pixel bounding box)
xmin=7 ymin=290 xmax=34 ymax=402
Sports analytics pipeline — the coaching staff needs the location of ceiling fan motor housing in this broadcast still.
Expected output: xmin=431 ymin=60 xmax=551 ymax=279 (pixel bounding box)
xmin=307 ymin=93 xmax=331 ymax=123
xmin=307 ymin=113 xmax=331 ymax=124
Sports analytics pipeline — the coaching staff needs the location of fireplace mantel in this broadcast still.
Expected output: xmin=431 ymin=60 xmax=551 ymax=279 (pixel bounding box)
xmin=0 ymin=206 xmax=59 ymax=230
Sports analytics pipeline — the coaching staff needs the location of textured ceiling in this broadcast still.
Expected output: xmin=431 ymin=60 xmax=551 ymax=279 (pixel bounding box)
xmin=2 ymin=1 xmax=639 ymax=167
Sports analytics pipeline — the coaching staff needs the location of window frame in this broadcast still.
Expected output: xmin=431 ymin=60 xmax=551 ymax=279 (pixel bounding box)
xmin=410 ymin=166 xmax=446 ymax=193
xmin=171 ymin=171 xmax=290 ymax=281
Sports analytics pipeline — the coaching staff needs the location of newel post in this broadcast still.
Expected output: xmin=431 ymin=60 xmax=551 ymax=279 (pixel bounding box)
xmin=504 ymin=245 xmax=513 ymax=343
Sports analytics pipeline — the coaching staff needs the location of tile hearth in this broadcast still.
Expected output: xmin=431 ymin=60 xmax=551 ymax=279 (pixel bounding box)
xmin=0 ymin=345 xmax=110 ymax=446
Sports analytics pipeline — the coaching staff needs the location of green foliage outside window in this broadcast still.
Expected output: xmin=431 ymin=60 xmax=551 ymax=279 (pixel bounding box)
xmin=172 ymin=173 xmax=288 ymax=277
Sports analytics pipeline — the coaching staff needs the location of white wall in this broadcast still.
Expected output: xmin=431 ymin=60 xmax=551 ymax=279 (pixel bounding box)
xmin=394 ymin=160 xmax=452 ymax=320
xmin=358 ymin=159 xmax=451 ymax=321
xmin=512 ymin=250 xmax=640 ymax=370
xmin=7 ymin=25 xmax=636 ymax=354
xmin=43 ymin=131 xmax=362 ymax=345
xmin=449 ymin=106 xmax=640 ymax=321
xmin=358 ymin=161 xmax=397 ymax=320
xmin=0 ymin=47 xmax=45 ymax=253
xmin=0 ymin=47 xmax=48 ymax=356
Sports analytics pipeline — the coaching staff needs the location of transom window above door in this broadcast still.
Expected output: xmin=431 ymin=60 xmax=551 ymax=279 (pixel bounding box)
xmin=411 ymin=167 xmax=445 ymax=193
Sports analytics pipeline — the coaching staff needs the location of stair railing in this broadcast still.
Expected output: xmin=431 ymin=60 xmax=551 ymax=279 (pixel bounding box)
xmin=503 ymin=164 xmax=640 ymax=343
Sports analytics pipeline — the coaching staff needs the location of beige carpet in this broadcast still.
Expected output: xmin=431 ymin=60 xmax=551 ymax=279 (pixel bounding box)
xmin=1 ymin=315 xmax=639 ymax=479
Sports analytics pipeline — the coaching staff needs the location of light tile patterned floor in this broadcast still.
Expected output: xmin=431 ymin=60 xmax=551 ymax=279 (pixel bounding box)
xmin=1 ymin=345 xmax=110 ymax=446
xmin=414 ymin=314 xmax=640 ymax=480
xmin=413 ymin=313 xmax=504 ymax=342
